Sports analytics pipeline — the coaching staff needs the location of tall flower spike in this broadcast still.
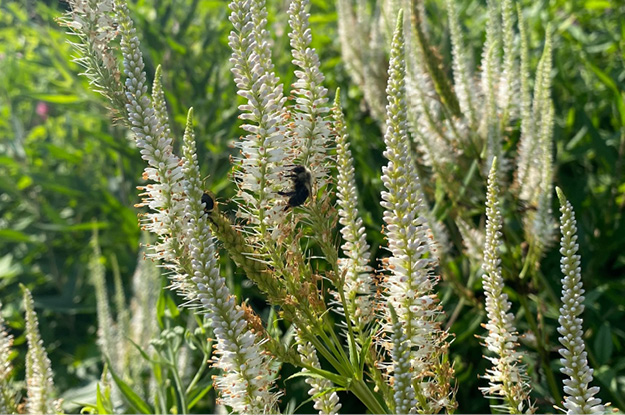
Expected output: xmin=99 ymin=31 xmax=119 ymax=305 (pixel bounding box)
xmin=288 ymin=0 xmax=332 ymax=187
xmin=480 ymin=0 xmax=502 ymax=175
xmin=128 ymin=240 xmax=161 ymax=384
xmin=0 ymin=302 xmax=18 ymax=414
xmin=446 ymin=0 xmax=476 ymax=127
xmin=88 ymin=230 xmax=123 ymax=407
xmin=480 ymin=158 xmax=534 ymax=414
xmin=530 ymin=102 xmax=556 ymax=255
xmin=389 ymin=305 xmax=416 ymax=414
xmin=114 ymin=0 xmax=187 ymax=282
xmin=89 ymin=230 xmax=118 ymax=368
xmin=483 ymin=41 xmax=503 ymax=177
xmin=180 ymin=109 xmax=280 ymax=413
xmin=515 ymin=4 xmax=534 ymax=191
xmin=22 ymin=286 xmax=62 ymax=414
xmin=58 ymin=0 xmax=126 ymax=117
xmin=556 ymin=188 xmax=605 ymax=415
xmin=336 ymin=0 xmax=388 ymax=122
xmin=498 ymin=0 xmax=517 ymax=124
xmin=228 ymin=0 xmax=290 ymax=238
xmin=332 ymin=90 xmax=375 ymax=340
xmin=519 ymin=29 xmax=553 ymax=202
xmin=379 ymin=10 xmax=454 ymax=413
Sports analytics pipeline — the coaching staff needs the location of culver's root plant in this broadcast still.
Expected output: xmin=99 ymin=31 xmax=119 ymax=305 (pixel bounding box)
xmin=35 ymin=0 xmax=612 ymax=413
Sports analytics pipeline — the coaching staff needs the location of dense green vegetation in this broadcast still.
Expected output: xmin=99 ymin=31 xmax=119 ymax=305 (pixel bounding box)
xmin=0 ymin=0 xmax=623 ymax=412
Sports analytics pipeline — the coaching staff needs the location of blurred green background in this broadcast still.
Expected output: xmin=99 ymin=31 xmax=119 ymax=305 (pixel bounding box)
xmin=0 ymin=0 xmax=624 ymax=412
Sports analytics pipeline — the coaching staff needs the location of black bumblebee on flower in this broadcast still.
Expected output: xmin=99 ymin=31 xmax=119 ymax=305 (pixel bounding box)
xmin=278 ymin=165 xmax=312 ymax=210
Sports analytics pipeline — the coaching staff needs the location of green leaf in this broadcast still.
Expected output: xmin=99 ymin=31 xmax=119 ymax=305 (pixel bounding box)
xmin=583 ymin=0 xmax=612 ymax=10
xmin=595 ymin=322 xmax=613 ymax=364
xmin=27 ymin=93 xmax=82 ymax=104
xmin=286 ymin=367 xmax=346 ymax=387
xmin=106 ymin=358 xmax=154 ymax=414
xmin=156 ymin=289 xmax=166 ymax=330
xmin=187 ymin=380 xmax=213 ymax=409
xmin=0 ymin=229 xmax=37 ymax=243
xmin=96 ymin=383 xmax=113 ymax=415
xmin=126 ymin=336 xmax=159 ymax=365
xmin=164 ymin=292 xmax=181 ymax=319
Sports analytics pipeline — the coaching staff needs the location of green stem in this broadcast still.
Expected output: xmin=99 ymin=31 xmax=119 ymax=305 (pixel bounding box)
xmin=167 ymin=346 xmax=188 ymax=414
xmin=350 ymin=378 xmax=389 ymax=414
xmin=518 ymin=295 xmax=562 ymax=405
xmin=185 ymin=350 xmax=209 ymax=396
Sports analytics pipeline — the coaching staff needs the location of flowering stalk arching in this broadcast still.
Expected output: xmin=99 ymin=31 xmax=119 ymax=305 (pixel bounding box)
xmin=180 ymin=109 xmax=280 ymax=413
xmin=556 ymin=188 xmax=605 ymax=415
xmin=379 ymin=10 xmax=455 ymax=413
xmin=113 ymin=0 xmax=188 ymax=294
xmin=58 ymin=0 xmax=126 ymax=117
xmin=480 ymin=158 xmax=534 ymax=414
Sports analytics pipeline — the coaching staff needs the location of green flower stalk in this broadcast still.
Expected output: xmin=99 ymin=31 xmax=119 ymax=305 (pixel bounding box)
xmin=22 ymin=286 xmax=62 ymax=414
xmin=0 ymin=302 xmax=17 ymax=414
xmin=480 ymin=159 xmax=534 ymax=414
xmin=556 ymin=188 xmax=605 ymax=415
xmin=379 ymin=11 xmax=455 ymax=413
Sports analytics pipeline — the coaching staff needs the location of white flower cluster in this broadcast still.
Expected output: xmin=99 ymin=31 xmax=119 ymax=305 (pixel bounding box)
xmin=297 ymin=339 xmax=342 ymax=415
xmin=0 ymin=302 xmax=16 ymax=413
xmin=61 ymin=0 xmax=284 ymax=410
xmin=332 ymin=93 xmax=375 ymax=339
xmin=116 ymin=1 xmax=186 ymax=262
xmin=338 ymin=0 xmax=557 ymax=261
xmin=378 ymin=12 xmax=453 ymax=413
xmin=228 ymin=0 xmax=290 ymax=237
xmin=59 ymin=0 xmax=125 ymax=113
xmin=480 ymin=159 xmax=534 ymax=413
xmin=556 ymin=189 xmax=605 ymax=415
xmin=181 ymin=111 xmax=280 ymax=413
xmin=288 ymin=0 xmax=332 ymax=188
xmin=23 ymin=288 xmax=62 ymax=415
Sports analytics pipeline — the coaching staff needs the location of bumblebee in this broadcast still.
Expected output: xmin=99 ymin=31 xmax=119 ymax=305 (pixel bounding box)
xmin=278 ymin=165 xmax=312 ymax=210
xmin=201 ymin=191 xmax=215 ymax=214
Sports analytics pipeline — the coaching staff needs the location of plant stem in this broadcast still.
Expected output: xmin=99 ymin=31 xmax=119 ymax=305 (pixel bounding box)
xmin=518 ymin=294 xmax=562 ymax=405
